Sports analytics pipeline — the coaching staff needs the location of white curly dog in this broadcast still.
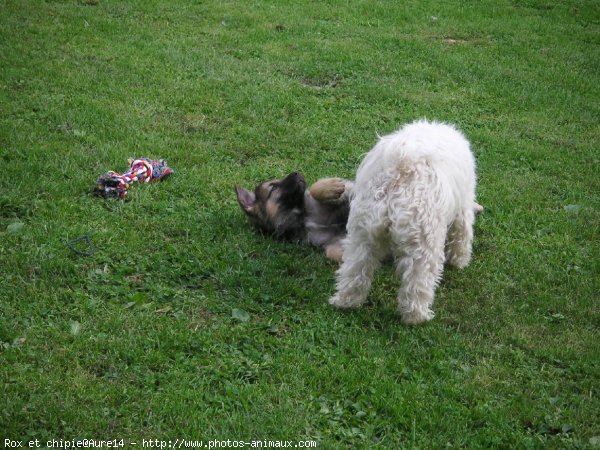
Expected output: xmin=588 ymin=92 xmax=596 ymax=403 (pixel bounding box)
xmin=329 ymin=119 xmax=480 ymax=325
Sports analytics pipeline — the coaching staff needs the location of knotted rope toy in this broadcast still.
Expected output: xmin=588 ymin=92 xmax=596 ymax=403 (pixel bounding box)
xmin=93 ymin=157 xmax=173 ymax=199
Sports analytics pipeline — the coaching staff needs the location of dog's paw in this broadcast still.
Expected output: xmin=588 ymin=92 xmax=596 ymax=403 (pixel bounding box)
xmin=325 ymin=242 xmax=343 ymax=263
xmin=447 ymin=254 xmax=470 ymax=269
xmin=310 ymin=178 xmax=346 ymax=203
xmin=328 ymin=294 xmax=343 ymax=307
xmin=399 ymin=307 xmax=435 ymax=326
xmin=329 ymin=293 xmax=363 ymax=309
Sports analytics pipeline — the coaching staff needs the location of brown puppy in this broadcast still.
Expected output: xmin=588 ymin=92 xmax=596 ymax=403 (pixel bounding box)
xmin=235 ymin=172 xmax=353 ymax=262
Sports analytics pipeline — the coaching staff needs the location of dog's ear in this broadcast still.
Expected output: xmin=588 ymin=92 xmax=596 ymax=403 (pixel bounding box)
xmin=235 ymin=185 xmax=256 ymax=215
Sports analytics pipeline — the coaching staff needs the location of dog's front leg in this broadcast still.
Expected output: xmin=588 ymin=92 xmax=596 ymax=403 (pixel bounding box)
xmin=309 ymin=178 xmax=353 ymax=205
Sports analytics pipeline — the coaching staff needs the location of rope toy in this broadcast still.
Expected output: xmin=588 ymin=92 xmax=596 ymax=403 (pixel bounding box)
xmin=93 ymin=157 xmax=173 ymax=199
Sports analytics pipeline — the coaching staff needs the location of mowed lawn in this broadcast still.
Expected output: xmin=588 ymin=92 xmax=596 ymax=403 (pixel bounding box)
xmin=1 ymin=0 xmax=598 ymax=448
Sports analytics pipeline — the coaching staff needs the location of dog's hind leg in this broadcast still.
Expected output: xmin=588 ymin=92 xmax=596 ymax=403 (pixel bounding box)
xmin=328 ymin=211 xmax=387 ymax=309
xmin=329 ymin=235 xmax=383 ymax=309
xmin=324 ymin=240 xmax=344 ymax=263
xmin=392 ymin=215 xmax=446 ymax=325
xmin=445 ymin=207 xmax=475 ymax=269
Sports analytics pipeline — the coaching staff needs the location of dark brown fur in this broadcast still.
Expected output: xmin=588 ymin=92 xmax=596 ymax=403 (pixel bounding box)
xmin=235 ymin=172 xmax=353 ymax=262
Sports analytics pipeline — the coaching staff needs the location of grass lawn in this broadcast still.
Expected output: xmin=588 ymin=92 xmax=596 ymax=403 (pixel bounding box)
xmin=1 ymin=0 xmax=599 ymax=447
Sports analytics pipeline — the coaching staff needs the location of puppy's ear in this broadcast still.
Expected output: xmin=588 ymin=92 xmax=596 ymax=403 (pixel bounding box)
xmin=235 ymin=186 xmax=256 ymax=215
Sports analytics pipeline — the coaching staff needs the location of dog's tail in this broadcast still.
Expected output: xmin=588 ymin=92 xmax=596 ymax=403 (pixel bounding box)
xmin=355 ymin=134 xmax=408 ymax=189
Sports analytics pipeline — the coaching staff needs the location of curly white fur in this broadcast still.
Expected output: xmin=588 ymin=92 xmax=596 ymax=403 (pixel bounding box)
xmin=329 ymin=119 xmax=478 ymax=325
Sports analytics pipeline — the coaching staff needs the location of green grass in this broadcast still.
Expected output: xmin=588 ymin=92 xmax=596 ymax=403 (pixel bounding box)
xmin=1 ymin=0 xmax=599 ymax=447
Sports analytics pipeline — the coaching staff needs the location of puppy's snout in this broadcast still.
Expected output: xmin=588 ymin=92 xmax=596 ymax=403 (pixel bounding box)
xmin=284 ymin=170 xmax=305 ymax=184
